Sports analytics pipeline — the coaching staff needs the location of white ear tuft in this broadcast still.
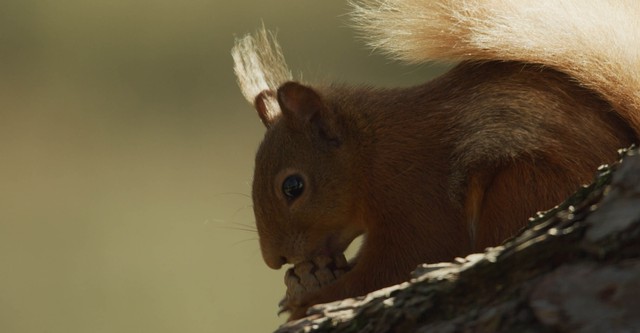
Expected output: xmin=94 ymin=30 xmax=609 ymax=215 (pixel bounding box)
xmin=232 ymin=26 xmax=293 ymax=123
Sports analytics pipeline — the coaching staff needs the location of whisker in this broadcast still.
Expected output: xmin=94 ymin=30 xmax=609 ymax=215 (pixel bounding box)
xmin=229 ymin=221 xmax=257 ymax=229
xmin=211 ymin=192 xmax=251 ymax=199
xmin=231 ymin=204 xmax=254 ymax=220
xmin=218 ymin=225 xmax=257 ymax=233
xmin=230 ymin=237 xmax=259 ymax=247
xmin=209 ymin=217 xmax=257 ymax=233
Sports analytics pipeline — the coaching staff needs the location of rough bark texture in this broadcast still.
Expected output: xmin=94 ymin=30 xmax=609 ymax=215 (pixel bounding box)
xmin=274 ymin=147 xmax=640 ymax=333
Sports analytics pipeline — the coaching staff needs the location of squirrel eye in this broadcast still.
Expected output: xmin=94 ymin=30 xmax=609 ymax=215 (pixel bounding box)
xmin=282 ymin=175 xmax=304 ymax=200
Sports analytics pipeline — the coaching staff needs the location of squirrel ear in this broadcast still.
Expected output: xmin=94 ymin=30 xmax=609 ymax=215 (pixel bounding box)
xmin=277 ymin=82 xmax=341 ymax=146
xmin=254 ymin=90 xmax=280 ymax=128
xmin=276 ymin=82 xmax=323 ymax=121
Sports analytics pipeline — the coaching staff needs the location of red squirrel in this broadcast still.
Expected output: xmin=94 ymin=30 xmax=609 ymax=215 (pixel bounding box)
xmin=232 ymin=0 xmax=640 ymax=320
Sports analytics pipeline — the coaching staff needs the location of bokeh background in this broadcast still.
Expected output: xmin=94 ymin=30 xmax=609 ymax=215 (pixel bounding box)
xmin=0 ymin=1 xmax=444 ymax=332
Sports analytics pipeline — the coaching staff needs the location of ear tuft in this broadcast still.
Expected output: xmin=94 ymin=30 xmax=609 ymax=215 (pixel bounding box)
xmin=232 ymin=26 xmax=292 ymax=128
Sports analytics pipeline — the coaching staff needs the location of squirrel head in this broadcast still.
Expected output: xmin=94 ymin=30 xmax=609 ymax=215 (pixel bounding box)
xmin=251 ymin=82 xmax=366 ymax=269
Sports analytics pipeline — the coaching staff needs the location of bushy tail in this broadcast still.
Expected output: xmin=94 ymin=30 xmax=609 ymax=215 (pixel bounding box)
xmin=351 ymin=0 xmax=640 ymax=129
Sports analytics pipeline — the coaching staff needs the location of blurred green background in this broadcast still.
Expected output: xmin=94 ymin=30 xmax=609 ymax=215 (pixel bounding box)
xmin=0 ymin=1 xmax=443 ymax=332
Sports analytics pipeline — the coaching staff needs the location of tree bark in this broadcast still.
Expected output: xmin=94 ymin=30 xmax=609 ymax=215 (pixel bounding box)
xmin=274 ymin=147 xmax=640 ymax=333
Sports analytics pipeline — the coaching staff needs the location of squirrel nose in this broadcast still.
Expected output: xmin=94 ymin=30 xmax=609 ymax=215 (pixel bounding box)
xmin=264 ymin=254 xmax=287 ymax=269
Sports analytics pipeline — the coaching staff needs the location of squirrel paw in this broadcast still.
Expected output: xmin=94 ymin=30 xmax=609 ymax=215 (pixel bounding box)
xmin=279 ymin=254 xmax=350 ymax=320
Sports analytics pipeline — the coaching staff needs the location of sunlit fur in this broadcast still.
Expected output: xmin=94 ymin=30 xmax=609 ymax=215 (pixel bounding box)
xmin=231 ymin=27 xmax=292 ymax=124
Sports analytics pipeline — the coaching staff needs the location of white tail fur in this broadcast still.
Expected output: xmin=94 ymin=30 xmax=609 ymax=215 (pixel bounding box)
xmin=351 ymin=0 xmax=640 ymax=129
xmin=232 ymin=27 xmax=292 ymax=119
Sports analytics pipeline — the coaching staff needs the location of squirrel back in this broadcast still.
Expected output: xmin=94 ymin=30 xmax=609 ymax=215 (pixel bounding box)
xmin=232 ymin=0 xmax=640 ymax=320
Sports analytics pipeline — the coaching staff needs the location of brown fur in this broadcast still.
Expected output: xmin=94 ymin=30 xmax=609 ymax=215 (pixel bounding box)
xmin=233 ymin=1 xmax=640 ymax=321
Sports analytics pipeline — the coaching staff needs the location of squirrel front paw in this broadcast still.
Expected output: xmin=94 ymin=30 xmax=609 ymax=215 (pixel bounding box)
xmin=279 ymin=254 xmax=349 ymax=320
